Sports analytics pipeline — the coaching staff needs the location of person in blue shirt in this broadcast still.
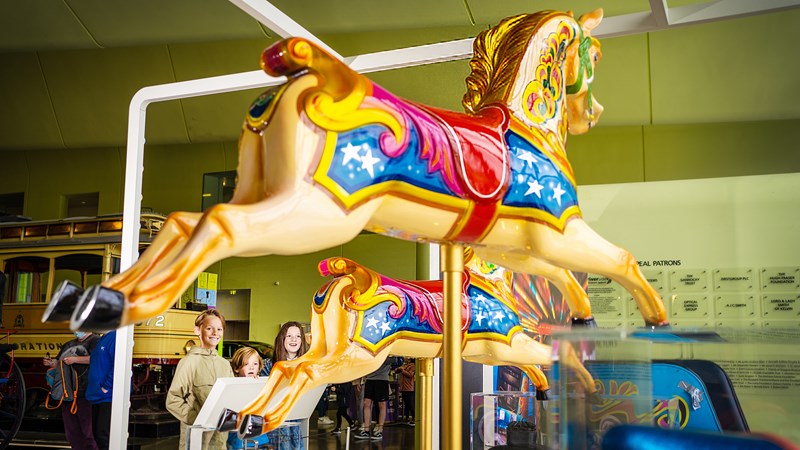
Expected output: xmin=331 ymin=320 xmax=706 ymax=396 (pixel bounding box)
xmin=86 ymin=331 xmax=115 ymax=450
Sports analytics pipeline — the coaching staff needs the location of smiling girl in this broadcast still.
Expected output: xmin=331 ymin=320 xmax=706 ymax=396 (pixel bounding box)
xmin=259 ymin=322 xmax=309 ymax=449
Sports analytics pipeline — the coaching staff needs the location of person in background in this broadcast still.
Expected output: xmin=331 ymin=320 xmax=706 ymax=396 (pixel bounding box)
xmin=260 ymin=322 xmax=309 ymax=450
xmin=315 ymin=385 xmax=333 ymax=426
xmin=354 ymin=357 xmax=401 ymax=441
xmin=86 ymin=330 xmax=117 ymax=450
xmin=395 ymin=357 xmax=416 ymax=426
xmin=227 ymin=347 xmax=269 ymax=450
xmin=352 ymin=376 xmax=365 ymax=430
xmin=166 ymin=309 xmax=233 ymax=449
xmin=44 ymin=330 xmax=100 ymax=450
xmin=329 ymin=381 xmax=355 ymax=435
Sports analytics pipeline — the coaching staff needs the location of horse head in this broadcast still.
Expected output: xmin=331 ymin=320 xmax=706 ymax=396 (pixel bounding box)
xmin=565 ymin=9 xmax=604 ymax=134
xmin=463 ymin=9 xmax=604 ymax=142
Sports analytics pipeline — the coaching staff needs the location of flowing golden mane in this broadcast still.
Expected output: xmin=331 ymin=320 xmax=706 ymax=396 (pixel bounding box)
xmin=462 ymin=11 xmax=572 ymax=114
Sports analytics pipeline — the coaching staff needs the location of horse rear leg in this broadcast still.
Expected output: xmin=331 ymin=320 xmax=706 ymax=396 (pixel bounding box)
xmin=474 ymin=248 xmax=593 ymax=321
xmin=524 ymin=219 xmax=667 ymax=327
xmin=464 ymin=334 xmax=597 ymax=395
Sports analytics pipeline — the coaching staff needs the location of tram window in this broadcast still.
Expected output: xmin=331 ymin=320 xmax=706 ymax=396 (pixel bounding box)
xmin=53 ymin=254 xmax=103 ymax=290
xmin=4 ymin=256 xmax=48 ymax=303
xmin=16 ymin=272 xmax=32 ymax=303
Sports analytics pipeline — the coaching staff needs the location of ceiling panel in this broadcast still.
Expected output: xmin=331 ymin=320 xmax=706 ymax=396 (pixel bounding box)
xmin=68 ymin=0 xmax=268 ymax=48
xmin=467 ymin=0 xmax=653 ymax=24
xmin=2 ymin=1 xmax=799 ymax=152
xmin=38 ymin=46 xmax=187 ymax=147
xmin=0 ymin=52 xmax=64 ymax=149
xmin=168 ymin=38 xmax=276 ymax=141
xmin=0 ymin=1 xmax=95 ymax=52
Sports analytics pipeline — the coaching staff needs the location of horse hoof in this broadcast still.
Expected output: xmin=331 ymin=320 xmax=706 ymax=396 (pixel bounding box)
xmin=41 ymin=281 xmax=84 ymax=323
xmin=238 ymin=414 xmax=265 ymax=439
xmin=216 ymin=408 xmax=239 ymax=432
xmin=536 ymin=389 xmax=550 ymax=401
xmin=571 ymin=317 xmax=597 ymax=328
xmin=70 ymin=285 xmax=124 ymax=332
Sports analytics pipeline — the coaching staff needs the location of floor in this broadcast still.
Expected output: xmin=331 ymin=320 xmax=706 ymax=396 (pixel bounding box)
xmin=10 ymin=417 xmax=418 ymax=450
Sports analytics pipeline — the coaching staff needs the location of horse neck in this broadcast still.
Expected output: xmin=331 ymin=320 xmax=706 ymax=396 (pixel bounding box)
xmin=505 ymin=16 xmax=581 ymax=149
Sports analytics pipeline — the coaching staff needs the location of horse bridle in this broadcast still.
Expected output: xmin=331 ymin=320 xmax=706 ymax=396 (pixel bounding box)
xmin=565 ymin=26 xmax=595 ymax=121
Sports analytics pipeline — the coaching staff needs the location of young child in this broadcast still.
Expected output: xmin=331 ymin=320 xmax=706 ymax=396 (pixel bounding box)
xmin=227 ymin=347 xmax=269 ymax=450
xmin=166 ymin=309 xmax=234 ymax=449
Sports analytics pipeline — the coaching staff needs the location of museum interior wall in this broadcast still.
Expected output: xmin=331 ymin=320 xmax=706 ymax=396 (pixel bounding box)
xmin=1 ymin=9 xmax=799 ymax=342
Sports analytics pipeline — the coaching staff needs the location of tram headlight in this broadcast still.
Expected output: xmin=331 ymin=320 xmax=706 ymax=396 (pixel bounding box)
xmin=183 ymin=340 xmax=196 ymax=354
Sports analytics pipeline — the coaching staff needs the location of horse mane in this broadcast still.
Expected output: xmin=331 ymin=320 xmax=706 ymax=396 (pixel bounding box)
xmin=462 ymin=10 xmax=572 ymax=114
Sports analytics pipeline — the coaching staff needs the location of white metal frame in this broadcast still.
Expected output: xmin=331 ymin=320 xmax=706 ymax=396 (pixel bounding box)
xmin=109 ymin=1 xmax=800 ymax=448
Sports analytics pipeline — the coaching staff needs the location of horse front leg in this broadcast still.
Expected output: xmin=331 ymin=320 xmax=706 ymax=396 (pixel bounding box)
xmin=104 ymin=212 xmax=202 ymax=294
xmin=525 ymin=219 xmax=668 ymax=327
xmin=42 ymin=212 xmax=201 ymax=324
xmin=239 ymin=346 xmax=389 ymax=438
xmin=475 ymin=248 xmax=594 ymax=324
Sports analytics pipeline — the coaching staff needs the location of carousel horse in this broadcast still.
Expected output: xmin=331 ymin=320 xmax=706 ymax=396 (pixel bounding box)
xmin=218 ymin=249 xmax=598 ymax=438
xmin=44 ymin=9 xmax=667 ymax=339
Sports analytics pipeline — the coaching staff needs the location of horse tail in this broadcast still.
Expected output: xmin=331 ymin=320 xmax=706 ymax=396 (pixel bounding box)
xmin=261 ymin=37 xmax=356 ymax=102
xmin=259 ymin=38 xmax=404 ymax=142
xmin=318 ymin=258 xmax=391 ymax=311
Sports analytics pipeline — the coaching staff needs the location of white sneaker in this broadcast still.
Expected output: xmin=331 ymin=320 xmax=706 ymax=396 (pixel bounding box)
xmin=318 ymin=416 xmax=334 ymax=425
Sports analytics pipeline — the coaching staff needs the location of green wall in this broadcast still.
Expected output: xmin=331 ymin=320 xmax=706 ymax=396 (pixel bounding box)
xmin=1 ymin=9 xmax=799 ymax=343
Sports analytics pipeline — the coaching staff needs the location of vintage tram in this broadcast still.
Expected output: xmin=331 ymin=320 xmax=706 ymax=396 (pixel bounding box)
xmin=0 ymin=213 xmax=196 ymax=441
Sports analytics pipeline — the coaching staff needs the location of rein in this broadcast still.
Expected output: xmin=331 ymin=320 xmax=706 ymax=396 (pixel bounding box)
xmin=565 ymin=26 xmax=594 ymax=117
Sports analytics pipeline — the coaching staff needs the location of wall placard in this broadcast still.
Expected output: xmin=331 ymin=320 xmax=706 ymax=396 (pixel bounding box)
xmin=715 ymin=294 xmax=756 ymax=319
xmin=761 ymin=267 xmax=800 ymax=291
xmin=669 ymin=269 xmax=709 ymax=292
xmin=587 ymin=276 xmax=623 ymax=317
xmin=714 ymin=268 xmax=755 ymax=291
xmin=642 ymin=270 xmax=666 ymax=293
xmin=761 ymin=294 xmax=800 ymax=319
xmin=626 ymin=296 xmax=670 ymax=320
xmin=671 ymin=294 xmax=711 ymax=318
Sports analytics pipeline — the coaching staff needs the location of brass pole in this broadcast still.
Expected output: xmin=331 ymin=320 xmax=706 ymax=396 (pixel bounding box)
xmin=416 ymin=357 xmax=434 ymax=450
xmin=442 ymin=243 xmax=464 ymax=450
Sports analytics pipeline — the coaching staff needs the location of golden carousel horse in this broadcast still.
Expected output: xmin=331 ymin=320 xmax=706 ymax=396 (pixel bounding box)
xmin=218 ymin=248 xmax=597 ymax=438
xmin=41 ymin=9 xmax=669 ymax=436
xmin=44 ymin=8 xmax=665 ymax=332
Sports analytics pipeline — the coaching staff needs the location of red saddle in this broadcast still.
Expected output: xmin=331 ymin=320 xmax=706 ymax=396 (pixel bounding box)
xmin=409 ymin=272 xmax=472 ymax=333
xmin=420 ymin=104 xmax=511 ymax=204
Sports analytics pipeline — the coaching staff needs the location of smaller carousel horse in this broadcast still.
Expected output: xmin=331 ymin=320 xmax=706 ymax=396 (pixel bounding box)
xmin=43 ymin=8 xmax=667 ymax=337
xmin=218 ymin=249 xmax=598 ymax=438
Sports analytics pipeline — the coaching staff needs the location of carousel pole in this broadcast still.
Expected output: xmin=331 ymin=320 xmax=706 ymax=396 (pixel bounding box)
xmin=441 ymin=243 xmax=464 ymax=450
xmin=416 ymin=357 xmax=435 ymax=450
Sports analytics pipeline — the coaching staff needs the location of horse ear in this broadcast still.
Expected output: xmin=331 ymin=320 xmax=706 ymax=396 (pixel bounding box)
xmin=578 ymin=8 xmax=604 ymax=32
